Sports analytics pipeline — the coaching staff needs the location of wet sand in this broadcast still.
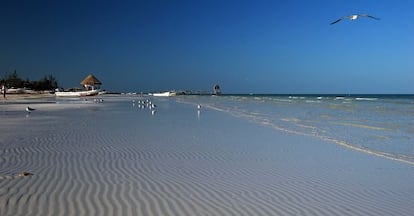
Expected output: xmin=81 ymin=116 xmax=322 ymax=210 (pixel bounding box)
xmin=1 ymin=96 xmax=413 ymax=215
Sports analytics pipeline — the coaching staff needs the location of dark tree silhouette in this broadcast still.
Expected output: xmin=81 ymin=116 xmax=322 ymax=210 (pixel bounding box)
xmin=1 ymin=71 xmax=58 ymax=91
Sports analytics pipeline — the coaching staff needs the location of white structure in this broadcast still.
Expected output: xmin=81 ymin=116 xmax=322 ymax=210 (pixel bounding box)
xmin=55 ymin=74 xmax=102 ymax=97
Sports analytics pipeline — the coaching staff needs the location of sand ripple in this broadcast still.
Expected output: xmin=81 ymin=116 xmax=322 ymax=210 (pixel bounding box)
xmin=1 ymin=101 xmax=414 ymax=215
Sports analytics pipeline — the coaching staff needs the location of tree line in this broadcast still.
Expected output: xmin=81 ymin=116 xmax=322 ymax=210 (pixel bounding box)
xmin=1 ymin=71 xmax=58 ymax=91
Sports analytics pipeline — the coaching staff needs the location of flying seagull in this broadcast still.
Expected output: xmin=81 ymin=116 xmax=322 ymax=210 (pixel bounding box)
xmin=330 ymin=14 xmax=380 ymax=25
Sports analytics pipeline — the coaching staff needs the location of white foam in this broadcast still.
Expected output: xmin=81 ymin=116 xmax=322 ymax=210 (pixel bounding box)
xmin=355 ymin=97 xmax=378 ymax=101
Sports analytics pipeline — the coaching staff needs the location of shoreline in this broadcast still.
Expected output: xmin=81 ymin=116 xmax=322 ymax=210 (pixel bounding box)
xmin=1 ymin=93 xmax=55 ymax=100
xmin=1 ymin=96 xmax=413 ymax=215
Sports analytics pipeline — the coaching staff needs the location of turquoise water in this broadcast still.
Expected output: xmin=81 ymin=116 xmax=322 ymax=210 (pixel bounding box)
xmin=3 ymin=94 xmax=413 ymax=165
xmin=177 ymin=94 xmax=414 ymax=165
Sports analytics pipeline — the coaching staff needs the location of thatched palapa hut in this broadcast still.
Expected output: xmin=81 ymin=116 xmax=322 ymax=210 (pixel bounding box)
xmin=81 ymin=74 xmax=102 ymax=90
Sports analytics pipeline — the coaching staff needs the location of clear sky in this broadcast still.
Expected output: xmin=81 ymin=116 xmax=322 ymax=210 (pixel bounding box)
xmin=1 ymin=0 xmax=413 ymax=94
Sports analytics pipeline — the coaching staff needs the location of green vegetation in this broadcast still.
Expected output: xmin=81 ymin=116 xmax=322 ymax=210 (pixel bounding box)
xmin=1 ymin=70 xmax=58 ymax=91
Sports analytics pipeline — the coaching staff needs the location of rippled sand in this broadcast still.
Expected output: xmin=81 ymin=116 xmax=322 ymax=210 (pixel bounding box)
xmin=1 ymin=96 xmax=414 ymax=215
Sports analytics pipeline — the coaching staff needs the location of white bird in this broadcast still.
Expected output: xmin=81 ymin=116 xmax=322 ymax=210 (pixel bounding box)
xmin=26 ymin=106 xmax=36 ymax=113
xmin=197 ymin=104 xmax=201 ymax=110
xmin=330 ymin=14 xmax=380 ymax=25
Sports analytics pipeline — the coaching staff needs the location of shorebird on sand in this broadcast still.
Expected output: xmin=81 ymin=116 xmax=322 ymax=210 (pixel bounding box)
xmin=26 ymin=106 xmax=36 ymax=113
xmin=330 ymin=14 xmax=380 ymax=25
xmin=18 ymin=172 xmax=34 ymax=177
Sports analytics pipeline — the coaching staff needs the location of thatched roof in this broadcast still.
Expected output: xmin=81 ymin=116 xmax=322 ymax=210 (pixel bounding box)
xmin=80 ymin=74 xmax=101 ymax=85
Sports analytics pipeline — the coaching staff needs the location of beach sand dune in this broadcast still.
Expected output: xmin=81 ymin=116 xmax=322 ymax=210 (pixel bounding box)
xmin=1 ymin=97 xmax=414 ymax=215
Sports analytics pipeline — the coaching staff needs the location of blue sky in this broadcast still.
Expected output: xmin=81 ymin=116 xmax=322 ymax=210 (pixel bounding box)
xmin=1 ymin=0 xmax=413 ymax=93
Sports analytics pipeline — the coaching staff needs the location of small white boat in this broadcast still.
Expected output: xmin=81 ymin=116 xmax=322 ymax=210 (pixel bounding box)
xmin=5 ymin=88 xmax=25 ymax=94
xmin=151 ymin=91 xmax=176 ymax=97
xmin=55 ymin=89 xmax=100 ymax=97
xmin=56 ymin=74 xmax=102 ymax=97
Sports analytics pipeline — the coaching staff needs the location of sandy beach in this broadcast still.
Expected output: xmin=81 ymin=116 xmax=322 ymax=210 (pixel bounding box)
xmin=1 ymin=95 xmax=414 ymax=215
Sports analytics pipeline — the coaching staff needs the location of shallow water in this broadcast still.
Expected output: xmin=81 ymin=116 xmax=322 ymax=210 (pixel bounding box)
xmin=177 ymin=94 xmax=414 ymax=165
xmin=1 ymin=95 xmax=414 ymax=215
xmin=2 ymin=94 xmax=414 ymax=165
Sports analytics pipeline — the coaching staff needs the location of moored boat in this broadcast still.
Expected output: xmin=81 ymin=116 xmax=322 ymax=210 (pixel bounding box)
xmin=151 ymin=91 xmax=176 ymax=97
xmin=55 ymin=74 xmax=102 ymax=97
xmin=55 ymin=89 xmax=100 ymax=97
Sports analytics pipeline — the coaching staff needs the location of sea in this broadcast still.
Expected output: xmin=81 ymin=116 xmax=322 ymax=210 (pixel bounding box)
xmin=177 ymin=94 xmax=414 ymax=165
xmin=3 ymin=93 xmax=414 ymax=166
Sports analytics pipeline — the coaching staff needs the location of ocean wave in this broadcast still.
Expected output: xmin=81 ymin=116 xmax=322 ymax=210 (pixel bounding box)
xmin=177 ymin=96 xmax=414 ymax=166
xmin=355 ymin=97 xmax=378 ymax=101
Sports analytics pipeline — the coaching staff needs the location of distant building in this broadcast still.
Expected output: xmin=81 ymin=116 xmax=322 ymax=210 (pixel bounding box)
xmin=213 ymin=84 xmax=221 ymax=95
xmin=81 ymin=74 xmax=102 ymax=90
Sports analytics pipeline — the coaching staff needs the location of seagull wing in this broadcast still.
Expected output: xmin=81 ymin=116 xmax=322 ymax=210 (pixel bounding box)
xmin=330 ymin=18 xmax=343 ymax=25
xmin=360 ymin=14 xmax=380 ymax=20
